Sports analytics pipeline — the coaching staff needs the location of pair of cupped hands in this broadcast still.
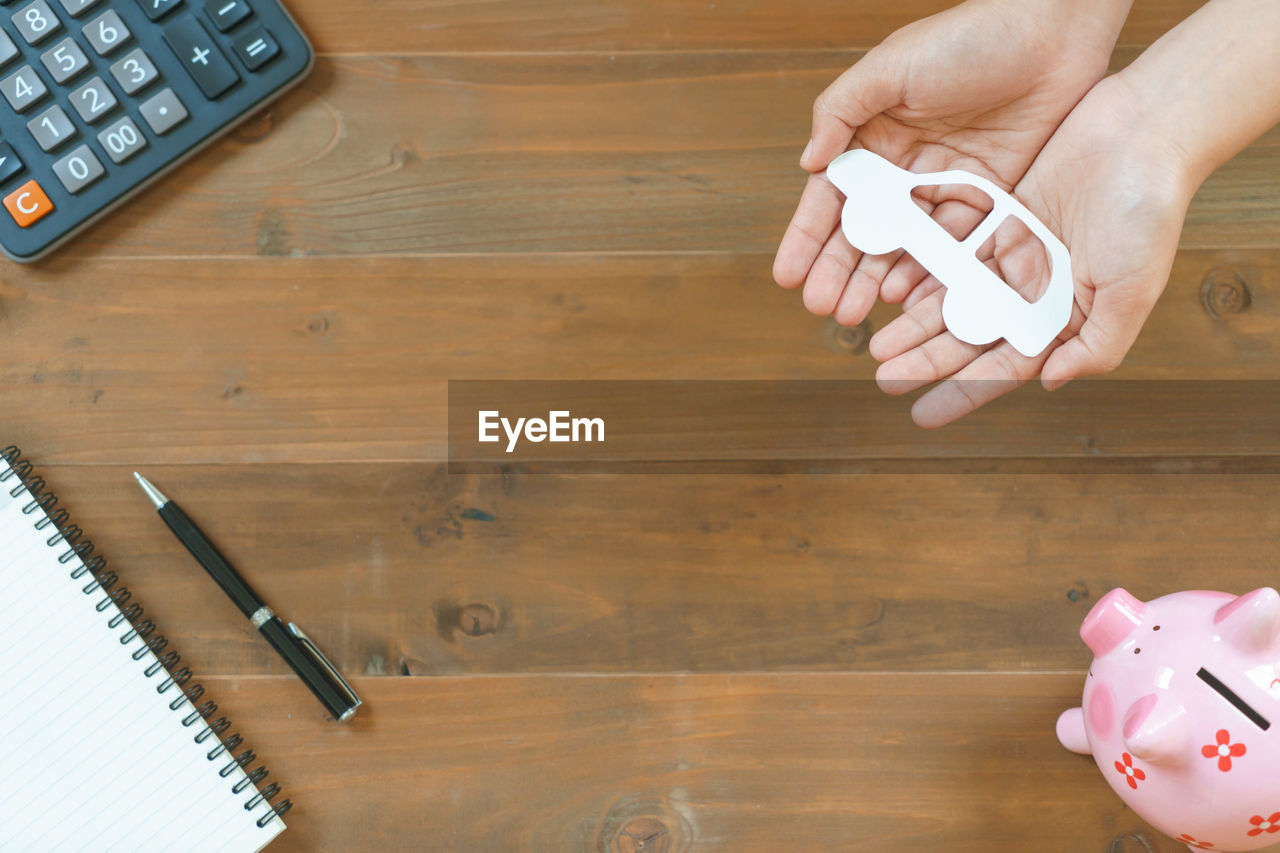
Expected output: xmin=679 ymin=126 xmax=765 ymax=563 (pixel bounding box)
xmin=773 ymin=0 xmax=1195 ymax=427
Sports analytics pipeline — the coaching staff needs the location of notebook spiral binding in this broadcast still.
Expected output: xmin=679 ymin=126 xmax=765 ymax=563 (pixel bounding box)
xmin=0 ymin=445 xmax=292 ymax=828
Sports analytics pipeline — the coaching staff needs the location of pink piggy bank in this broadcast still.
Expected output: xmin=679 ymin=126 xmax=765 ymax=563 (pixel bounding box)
xmin=1058 ymin=587 xmax=1280 ymax=851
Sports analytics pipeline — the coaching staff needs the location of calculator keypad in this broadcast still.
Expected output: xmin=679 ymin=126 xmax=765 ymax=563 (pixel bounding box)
xmin=13 ymin=2 xmax=61 ymax=45
xmin=27 ymin=102 xmax=74 ymax=148
xmin=40 ymin=35 xmax=87 ymax=81
xmin=137 ymin=83 xmax=181 ymax=132
xmin=51 ymin=141 xmax=101 ymax=190
xmin=204 ymin=0 xmax=246 ymax=31
xmin=0 ymin=142 xmax=24 ymax=182
xmin=107 ymin=44 xmax=155 ymax=92
xmin=0 ymin=29 xmax=18 ymax=65
xmin=82 ymin=9 xmax=128 ymax=55
xmin=0 ymin=0 xmax=310 ymax=255
xmin=96 ymin=113 xmax=143 ymax=161
xmin=1 ymin=64 xmax=47 ymax=111
xmin=57 ymin=0 xmax=104 ymax=17
xmin=3 ymin=178 xmax=52 ymax=226
xmin=162 ymin=16 xmax=232 ymax=97
xmin=67 ymin=74 xmax=115 ymax=120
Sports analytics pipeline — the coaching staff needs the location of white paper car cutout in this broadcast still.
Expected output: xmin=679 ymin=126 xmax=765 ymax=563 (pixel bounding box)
xmin=826 ymin=149 xmax=1073 ymax=357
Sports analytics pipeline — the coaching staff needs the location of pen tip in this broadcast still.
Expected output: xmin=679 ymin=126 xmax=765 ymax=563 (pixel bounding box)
xmin=133 ymin=473 xmax=168 ymax=509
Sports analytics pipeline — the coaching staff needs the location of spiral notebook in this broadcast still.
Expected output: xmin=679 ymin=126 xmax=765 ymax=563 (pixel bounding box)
xmin=0 ymin=446 xmax=289 ymax=852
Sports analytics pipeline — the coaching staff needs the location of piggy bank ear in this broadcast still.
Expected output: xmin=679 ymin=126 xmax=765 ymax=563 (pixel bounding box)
xmin=1215 ymin=587 xmax=1280 ymax=653
xmin=1123 ymin=693 xmax=1188 ymax=766
xmin=1081 ymin=588 xmax=1146 ymax=657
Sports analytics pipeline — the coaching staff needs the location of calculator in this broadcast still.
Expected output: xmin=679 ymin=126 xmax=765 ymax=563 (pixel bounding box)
xmin=0 ymin=0 xmax=312 ymax=261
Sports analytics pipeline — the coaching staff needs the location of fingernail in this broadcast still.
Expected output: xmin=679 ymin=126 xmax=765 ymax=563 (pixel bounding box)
xmin=800 ymin=139 xmax=813 ymax=166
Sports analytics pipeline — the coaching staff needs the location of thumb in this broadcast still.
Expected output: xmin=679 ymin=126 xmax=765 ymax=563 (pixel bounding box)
xmin=801 ymin=50 xmax=902 ymax=172
xmin=1040 ymin=288 xmax=1157 ymax=389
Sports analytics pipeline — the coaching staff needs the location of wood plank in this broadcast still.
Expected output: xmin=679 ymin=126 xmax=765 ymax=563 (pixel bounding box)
xmin=48 ymin=53 xmax=1279 ymax=259
xmin=292 ymin=0 xmax=1206 ymax=54
xmin=21 ymin=464 xmax=1278 ymax=675
xmin=2 ymin=250 xmax=1275 ymax=464
xmin=201 ymin=673 xmax=1199 ymax=852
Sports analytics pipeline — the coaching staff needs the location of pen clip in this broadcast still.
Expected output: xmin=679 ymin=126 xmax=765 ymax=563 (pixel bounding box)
xmin=287 ymin=622 xmax=362 ymax=721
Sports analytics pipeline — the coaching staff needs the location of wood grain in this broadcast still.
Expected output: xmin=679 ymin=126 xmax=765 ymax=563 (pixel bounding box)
xmin=43 ymin=54 xmax=1279 ymax=259
xmin=26 ymin=464 xmax=1277 ymax=676
xmin=289 ymin=0 xmax=1207 ymax=54
xmin=1 ymin=250 xmax=1274 ymax=464
xmin=200 ymin=673 xmax=1203 ymax=853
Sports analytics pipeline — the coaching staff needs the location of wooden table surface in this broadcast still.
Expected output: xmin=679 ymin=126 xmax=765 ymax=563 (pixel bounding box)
xmin=4 ymin=1 xmax=1279 ymax=850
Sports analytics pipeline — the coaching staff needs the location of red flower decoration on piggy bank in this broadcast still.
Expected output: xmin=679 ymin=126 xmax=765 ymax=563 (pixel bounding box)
xmin=1058 ymin=588 xmax=1280 ymax=852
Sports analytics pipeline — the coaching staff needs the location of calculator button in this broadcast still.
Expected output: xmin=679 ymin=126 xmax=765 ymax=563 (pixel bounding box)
xmin=109 ymin=47 xmax=159 ymax=94
xmin=52 ymin=144 xmax=104 ymax=192
xmin=0 ymin=143 xmax=25 ymax=184
xmin=68 ymin=75 xmax=116 ymax=122
xmin=135 ymin=0 xmax=181 ymax=20
xmin=4 ymin=179 xmax=52 ymax=227
xmin=12 ymin=1 xmax=61 ymax=45
xmin=162 ymin=16 xmax=237 ymax=98
xmin=57 ymin=0 xmax=103 ymax=16
xmin=139 ymin=86 xmax=186 ymax=134
xmin=0 ymin=65 xmax=48 ymax=112
xmin=97 ymin=115 xmax=146 ymax=163
xmin=27 ymin=104 xmax=76 ymax=150
xmin=0 ymin=29 xmax=18 ymax=68
xmin=232 ymin=27 xmax=277 ymax=71
xmin=41 ymin=36 xmax=90 ymax=83
xmin=83 ymin=9 xmax=130 ymax=56
xmin=204 ymin=0 xmax=249 ymax=31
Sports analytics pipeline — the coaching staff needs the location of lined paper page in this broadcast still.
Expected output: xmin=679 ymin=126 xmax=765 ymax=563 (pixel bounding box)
xmin=0 ymin=459 xmax=286 ymax=853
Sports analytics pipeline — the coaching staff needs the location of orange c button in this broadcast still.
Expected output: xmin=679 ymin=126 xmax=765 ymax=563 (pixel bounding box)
xmin=4 ymin=180 xmax=53 ymax=228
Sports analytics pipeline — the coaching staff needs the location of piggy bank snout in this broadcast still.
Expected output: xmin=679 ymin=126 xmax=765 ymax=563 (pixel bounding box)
xmin=1121 ymin=693 xmax=1188 ymax=765
xmin=1081 ymin=588 xmax=1146 ymax=657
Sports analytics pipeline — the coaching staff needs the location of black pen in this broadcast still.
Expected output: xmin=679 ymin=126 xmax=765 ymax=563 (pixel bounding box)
xmin=134 ymin=473 xmax=362 ymax=722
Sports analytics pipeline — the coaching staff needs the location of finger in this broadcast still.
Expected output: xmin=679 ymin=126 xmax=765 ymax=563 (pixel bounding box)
xmin=1040 ymin=292 xmax=1144 ymax=390
xmin=902 ymin=277 xmax=944 ymax=309
xmin=879 ymin=252 xmax=930 ymax=304
xmin=773 ymin=173 xmax=845 ymax=289
xmin=868 ymin=287 xmax=946 ymax=362
xmin=832 ymin=251 xmax=886 ymax=326
xmin=875 ymin=329 xmax=985 ymax=395
xmin=912 ymin=341 xmax=1050 ymax=428
xmin=802 ymin=229 xmax=864 ymax=317
xmin=802 ymin=50 xmax=902 ymax=171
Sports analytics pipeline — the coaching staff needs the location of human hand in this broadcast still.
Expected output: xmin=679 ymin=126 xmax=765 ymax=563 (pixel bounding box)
xmin=772 ymin=0 xmax=1130 ymax=324
xmin=869 ymin=75 xmax=1196 ymax=426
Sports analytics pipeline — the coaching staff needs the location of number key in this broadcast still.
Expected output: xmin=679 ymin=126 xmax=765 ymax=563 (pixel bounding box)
xmin=13 ymin=1 xmax=61 ymax=46
xmin=58 ymin=0 xmax=104 ymax=17
xmin=136 ymin=0 xmax=182 ymax=21
xmin=83 ymin=10 xmax=131 ymax=56
xmin=109 ymin=47 xmax=159 ymax=94
xmin=0 ymin=30 xmax=19 ymax=69
xmin=69 ymin=75 xmax=117 ymax=123
xmin=0 ymin=65 xmax=48 ymax=113
xmin=41 ymin=36 xmax=90 ymax=84
xmin=52 ymin=144 xmax=104 ymax=193
xmin=28 ymin=104 xmax=76 ymax=151
xmin=97 ymin=115 xmax=147 ymax=163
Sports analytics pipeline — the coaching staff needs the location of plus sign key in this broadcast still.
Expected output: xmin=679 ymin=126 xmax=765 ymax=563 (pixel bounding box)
xmin=162 ymin=16 xmax=237 ymax=98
